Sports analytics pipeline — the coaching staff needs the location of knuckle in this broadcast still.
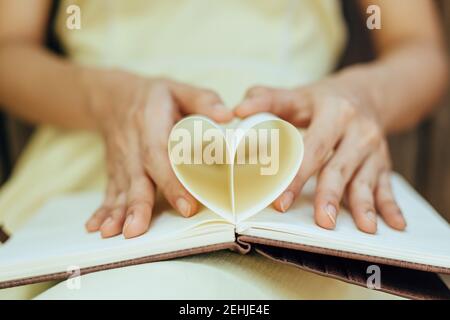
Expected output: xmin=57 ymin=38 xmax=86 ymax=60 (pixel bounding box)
xmin=308 ymin=140 xmax=328 ymax=163
xmin=323 ymin=160 xmax=352 ymax=182
xmin=321 ymin=164 xmax=340 ymax=180
xmin=337 ymin=98 xmax=357 ymax=122
xmin=349 ymin=178 xmax=368 ymax=194
xmin=316 ymin=186 xmax=339 ymax=201
xmin=357 ymin=201 xmax=374 ymax=211
xmin=130 ymin=175 xmax=150 ymax=189
xmin=340 ymin=162 xmax=355 ymax=181
xmin=363 ymin=123 xmax=383 ymax=146
xmin=128 ymin=197 xmax=154 ymax=209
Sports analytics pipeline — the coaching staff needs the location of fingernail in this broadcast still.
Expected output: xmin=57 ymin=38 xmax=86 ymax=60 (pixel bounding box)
xmin=176 ymin=198 xmax=192 ymax=217
xmin=279 ymin=191 xmax=294 ymax=212
xmin=325 ymin=204 xmax=337 ymax=225
xmin=124 ymin=213 xmax=134 ymax=230
xmin=396 ymin=209 xmax=407 ymax=228
xmin=366 ymin=210 xmax=377 ymax=225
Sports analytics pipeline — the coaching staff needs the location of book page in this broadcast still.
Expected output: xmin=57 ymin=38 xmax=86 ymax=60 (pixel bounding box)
xmin=0 ymin=193 xmax=234 ymax=283
xmin=237 ymin=174 xmax=450 ymax=269
xmin=169 ymin=116 xmax=234 ymax=222
xmin=233 ymin=118 xmax=303 ymax=222
xmin=169 ymin=113 xmax=303 ymax=224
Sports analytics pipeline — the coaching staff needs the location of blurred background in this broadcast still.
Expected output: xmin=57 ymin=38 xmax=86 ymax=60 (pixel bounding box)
xmin=0 ymin=0 xmax=449 ymax=220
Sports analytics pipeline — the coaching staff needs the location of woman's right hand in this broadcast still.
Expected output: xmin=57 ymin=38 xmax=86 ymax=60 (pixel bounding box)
xmin=81 ymin=69 xmax=233 ymax=238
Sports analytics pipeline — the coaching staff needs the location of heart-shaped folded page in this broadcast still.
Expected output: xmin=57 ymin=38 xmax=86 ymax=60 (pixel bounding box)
xmin=168 ymin=113 xmax=303 ymax=223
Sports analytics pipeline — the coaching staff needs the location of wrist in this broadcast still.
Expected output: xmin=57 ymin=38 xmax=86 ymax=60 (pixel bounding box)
xmin=333 ymin=64 xmax=389 ymax=132
xmin=78 ymin=66 xmax=145 ymax=131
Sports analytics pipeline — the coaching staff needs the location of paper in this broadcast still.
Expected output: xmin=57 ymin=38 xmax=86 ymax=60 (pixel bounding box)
xmin=168 ymin=113 xmax=304 ymax=223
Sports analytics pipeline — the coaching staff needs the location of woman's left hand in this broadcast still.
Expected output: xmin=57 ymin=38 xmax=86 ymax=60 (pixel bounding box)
xmin=235 ymin=77 xmax=407 ymax=234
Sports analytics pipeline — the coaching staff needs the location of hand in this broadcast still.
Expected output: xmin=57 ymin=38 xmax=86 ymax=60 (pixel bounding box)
xmin=235 ymin=78 xmax=407 ymax=234
xmin=82 ymin=69 xmax=233 ymax=238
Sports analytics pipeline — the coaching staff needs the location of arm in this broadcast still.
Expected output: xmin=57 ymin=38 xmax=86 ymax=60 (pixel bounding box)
xmin=235 ymin=0 xmax=448 ymax=233
xmin=0 ymin=0 xmax=233 ymax=239
xmin=0 ymin=0 xmax=96 ymax=129
xmin=341 ymin=0 xmax=448 ymax=133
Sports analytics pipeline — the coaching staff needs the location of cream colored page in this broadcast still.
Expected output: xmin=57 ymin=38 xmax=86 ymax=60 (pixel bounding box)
xmin=233 ymin=118 xmax=303 ymax=222
xmin=0 ymin=193 xmax=234 ymax=282
xmin=169 ymin=116 xmax=234 ymax=222
xmin=237 ymin=174 xmax=450 ymax=269
xmin=169 ymin=113 xmax=302 ymax=223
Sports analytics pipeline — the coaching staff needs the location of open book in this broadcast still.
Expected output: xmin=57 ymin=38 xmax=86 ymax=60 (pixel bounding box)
xmin=0 ymin=114 xmax=449 ymax=299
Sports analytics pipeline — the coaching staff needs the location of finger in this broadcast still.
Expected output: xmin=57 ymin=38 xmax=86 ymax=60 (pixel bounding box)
xmin=313 ymin=124 xmax=380 ymax=229
xmin=375 ymin=172 xmax=406 ymax=231
xmin=146 ymin=152 xmax=199 ymax=218
xmin=86 ymin=138 xmax=128 ymax=233
xmin=347 ymin=154 xmax=381 ymax=234
xmin=234 ymin=86 xmax=274 ymax=117
xmin=168 ymin=81 xmax=233 ymax=123
xmin=100 ymin=192 xmax=128 ymax=238
xmin=141 ymin=89 xmax=199 ymax=218
xmin=274 ymin=106 xmax=349 ymax=212
xmin=122 ymin=175 xmax=155 ymax=239
xmin=107 ymin=123 xmax=156 ymax=239
xmin=85 ymin=179 xmax=118 ymax=232
xmin=235 ymin=86 xmax=313 ymax=125
xmin=99 ymin=128 xmax=139 ymax=238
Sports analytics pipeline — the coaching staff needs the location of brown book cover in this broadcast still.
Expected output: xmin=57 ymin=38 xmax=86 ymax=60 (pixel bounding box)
xmin=0 ymin=242 xmax=242 ymax=289
xmin=253 ymin=243 xmax=450 ymax=300
xmin=238 ymin=236 xmax=450 ymax=274
xmin=1 ymin=232 xmax=449 ymax=300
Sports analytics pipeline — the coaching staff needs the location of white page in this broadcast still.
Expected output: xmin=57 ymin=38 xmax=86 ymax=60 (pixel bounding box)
xmin=237 ymin=174 xmax=450 ymax=269
xmin=0 ymin=193 xmax=234 ymax=282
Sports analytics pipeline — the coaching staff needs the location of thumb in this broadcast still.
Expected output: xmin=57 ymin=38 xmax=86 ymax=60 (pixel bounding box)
xmin=235 ymin=86 xmax=313 ymax=125
xmin=168 ymin=81 xmax=233 ymax=123
xmin=234 ymin=86 xmax=275 ymax=118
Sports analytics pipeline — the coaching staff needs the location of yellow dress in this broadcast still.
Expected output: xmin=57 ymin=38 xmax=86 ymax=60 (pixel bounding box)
xmin=0 ymin=0 xmax=397 ymax=299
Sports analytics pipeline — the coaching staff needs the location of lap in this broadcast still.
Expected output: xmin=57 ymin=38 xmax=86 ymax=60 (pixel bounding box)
xmin=0 ymin=128 xmax=399 ymax=300
xmin=35 ymin=251 xmax=399 ymax=300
